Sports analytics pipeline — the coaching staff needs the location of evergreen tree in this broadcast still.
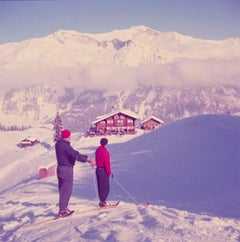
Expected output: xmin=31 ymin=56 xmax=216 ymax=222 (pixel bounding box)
xmin=53 ymin=111 xmax=63 ymax=142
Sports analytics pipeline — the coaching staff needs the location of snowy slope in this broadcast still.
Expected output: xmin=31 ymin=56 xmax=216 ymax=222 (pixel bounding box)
xmin=1 ymin=114 xmax=240 ymax=241
xmin=110 ymin=114 xmax=240 ymax=218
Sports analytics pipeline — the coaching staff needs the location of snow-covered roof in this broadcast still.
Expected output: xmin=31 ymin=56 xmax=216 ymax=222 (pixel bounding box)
xmin=21 ymin=136 xmax=38 ymax=142
xmin=92 ymin=109 xmax=139 ymax=124
xmin=141 ymin=115 xmax=164 ymax=124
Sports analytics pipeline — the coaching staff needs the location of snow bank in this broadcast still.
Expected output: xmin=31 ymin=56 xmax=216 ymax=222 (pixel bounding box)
xmin=109 ymin=114 xmax=240 ymax=218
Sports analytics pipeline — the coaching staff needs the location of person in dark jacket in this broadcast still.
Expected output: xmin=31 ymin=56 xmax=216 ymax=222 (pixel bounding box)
xmin=95 ymin=138 xmax=112 ymax=207
xmin=55 ymin=129 xmax=95 ymax=218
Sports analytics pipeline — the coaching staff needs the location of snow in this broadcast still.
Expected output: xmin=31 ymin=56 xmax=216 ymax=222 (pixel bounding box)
xmin=1 ymin=114 xmax=240 ymax=241
xmin=1 ymin=25 xmax=240 ymax=94
xmin=92 ymin=108 xmax=140 ymax=124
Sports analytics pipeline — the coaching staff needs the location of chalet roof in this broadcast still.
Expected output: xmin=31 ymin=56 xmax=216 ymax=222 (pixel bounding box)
xmin=92 ymin=109 xmax=139 ymax=124
xmin=21 ymin=136 xmax=38 ymax=142
xmin=141 ymin=115 xmax=164 ymax=124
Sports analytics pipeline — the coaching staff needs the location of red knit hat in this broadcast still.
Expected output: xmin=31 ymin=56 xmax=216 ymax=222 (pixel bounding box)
xmin=61 ymin=129 xmax=71 ymax=138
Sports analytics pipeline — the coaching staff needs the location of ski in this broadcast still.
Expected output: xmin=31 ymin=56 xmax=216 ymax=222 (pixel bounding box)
xmin=93 ymin=201 xmax=120 ymax=211
xmin=68 ymin=201 xmax=120 ymax=216
xmin=20 ymin=212 xmax=74 ymax=229
xmin=20 ymin=201 xmax=120 ymax=230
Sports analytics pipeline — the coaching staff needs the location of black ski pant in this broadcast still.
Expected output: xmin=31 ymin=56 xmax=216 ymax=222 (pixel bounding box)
xmin=96 ymin=167 xmax=110 ymax=203
xmin=57 ymin=166 xmax=73 ymax=211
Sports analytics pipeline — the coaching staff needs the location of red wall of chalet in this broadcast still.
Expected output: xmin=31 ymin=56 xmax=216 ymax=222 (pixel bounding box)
xmin=96 ymin=113 xmax=135 ymax=130
xmin=142 ymin=119 xmax=162 ymax=130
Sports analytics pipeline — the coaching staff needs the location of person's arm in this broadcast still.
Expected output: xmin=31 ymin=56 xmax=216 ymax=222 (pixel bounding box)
xmin=104 ymin=150 xmax=112 ymax=176
xmin=76 ymin=152 xmax=88 ymax=163
xmin=75 ymin=149 xmax=95 ymax=166
xmin=66 ymin=144 xmax=88 ymax=163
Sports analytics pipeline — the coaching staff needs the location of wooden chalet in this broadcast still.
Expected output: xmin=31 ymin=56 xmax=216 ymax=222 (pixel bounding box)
xmin=85 ymin=109 xmax=139 ymax=136
xmin=141 ymin=116 xmax=164 ymax=131
xmin=20 ymin=136 xmax=40 ymax=148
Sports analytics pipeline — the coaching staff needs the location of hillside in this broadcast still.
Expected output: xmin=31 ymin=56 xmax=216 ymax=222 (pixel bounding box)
xmin=0 ymin=84 xmax=239 ymax=132
xmin=1 ymin=114 xmax=240 ymax=241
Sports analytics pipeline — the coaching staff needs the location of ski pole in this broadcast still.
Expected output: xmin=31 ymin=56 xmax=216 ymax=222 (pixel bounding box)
xmin=92 ymin=167 xmax=98 ymax=200
xmin=112 ymin=176 xmax=139 ymax=205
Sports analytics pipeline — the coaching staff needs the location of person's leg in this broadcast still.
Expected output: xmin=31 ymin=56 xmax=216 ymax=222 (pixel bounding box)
xmin=96 ymin=169 xmax=109 ymax=206
xmin=102 ymin=172 xmax=110 ymax=203
xmin=57 ymin=166 xmax=73 ymax=211
xmin=96 ymin=169 xmax=107 ymax=204
xmin=96 ymin=169 xmax=103 ymax=202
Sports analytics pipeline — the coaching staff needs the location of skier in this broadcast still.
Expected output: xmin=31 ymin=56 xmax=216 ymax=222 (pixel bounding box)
xmin=55 ymin=129 xmax=95 ymax=218
xmin=95 ymin=138 xmax=112 ymax=207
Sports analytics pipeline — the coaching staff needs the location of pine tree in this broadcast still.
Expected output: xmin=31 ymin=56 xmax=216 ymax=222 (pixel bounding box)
xmin=53 ymin=111 xmax=63 ymax=142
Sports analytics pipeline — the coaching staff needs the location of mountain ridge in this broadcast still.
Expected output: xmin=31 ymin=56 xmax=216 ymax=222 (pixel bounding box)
xmin=0 ymin=25 xmax=239 ymax=130
xmin=1 ymin=83 xmax=239 ymax=132
xmin=1 ymin=25 xmax=240 ymax=70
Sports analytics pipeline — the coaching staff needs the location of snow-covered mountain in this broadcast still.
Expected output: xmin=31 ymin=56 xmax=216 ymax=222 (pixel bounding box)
xmin=0 ymin=25 xmax=240 ymax=90
xmin=1 ymin=83 xmax=239 ymax=132
xmin=1 ymin=25 xmax=240 ymax=68
xmin=0 ymin=25 xmax=239 ymax=130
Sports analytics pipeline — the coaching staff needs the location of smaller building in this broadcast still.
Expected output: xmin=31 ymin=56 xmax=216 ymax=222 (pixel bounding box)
xmin=20 ymin=137 xmax=40 ymax=148
xmin=141 ymin=116 xmax=164 ymax=131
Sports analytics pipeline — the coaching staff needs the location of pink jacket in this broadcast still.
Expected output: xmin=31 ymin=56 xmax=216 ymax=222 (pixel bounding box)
xmin=95 ymin=146 xmax=111 ymax=176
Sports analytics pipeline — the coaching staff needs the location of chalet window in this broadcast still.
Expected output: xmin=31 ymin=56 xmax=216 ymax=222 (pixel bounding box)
xmin=99 ymin=121 xmax=106 ymax=126
xmin=117 ymin=120 xmax=124 ymax=124
xmin=127 ymin=119 xmax=133 ymax=123
xmin=107 ymin=119 xmax=113 ymax=124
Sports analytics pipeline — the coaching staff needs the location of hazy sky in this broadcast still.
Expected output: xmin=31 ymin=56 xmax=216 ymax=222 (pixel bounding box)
xmin=0 ymin=0 xmax=239 ymax=44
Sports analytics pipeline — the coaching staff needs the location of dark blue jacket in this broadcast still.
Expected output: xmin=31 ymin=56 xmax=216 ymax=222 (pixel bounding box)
xmin=55 ymin=139 xmax=88 ymax=167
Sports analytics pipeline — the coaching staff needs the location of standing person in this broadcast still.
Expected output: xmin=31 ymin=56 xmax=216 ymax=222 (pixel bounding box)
xmin=95 ymin=138 xmax=112 ymax=207
xmin=55 ymin=129 xmax=95 ymax=218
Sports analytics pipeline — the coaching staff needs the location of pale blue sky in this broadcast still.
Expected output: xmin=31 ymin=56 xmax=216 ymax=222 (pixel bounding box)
xmin=0 ymin=0 xmax=239 ymax=44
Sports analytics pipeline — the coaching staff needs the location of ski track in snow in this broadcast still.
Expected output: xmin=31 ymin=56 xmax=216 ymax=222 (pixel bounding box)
xmin=2 ymin=184 xmax=240 ymax=242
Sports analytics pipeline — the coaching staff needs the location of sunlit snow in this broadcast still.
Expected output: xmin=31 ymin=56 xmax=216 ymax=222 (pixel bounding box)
xmin=1 ymin=114 xmax=240 ymax=241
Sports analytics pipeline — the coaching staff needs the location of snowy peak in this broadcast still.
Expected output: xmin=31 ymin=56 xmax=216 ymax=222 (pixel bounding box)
xmin=103 ymin=25 xmax=160 ymax=39
xmin=51 ymin=29 xmax=98 ymax=45
xmin=1 ymin=25 xmax=240 ymax=70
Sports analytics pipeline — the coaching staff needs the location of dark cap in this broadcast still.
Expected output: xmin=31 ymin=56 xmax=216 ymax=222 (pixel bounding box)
xmin=100 ymin=138 xmax=108 ymax=147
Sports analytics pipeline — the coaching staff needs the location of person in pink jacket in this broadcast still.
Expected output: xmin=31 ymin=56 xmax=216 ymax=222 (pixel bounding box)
xmin=95 ymin=138 xmax=112 ymax=207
